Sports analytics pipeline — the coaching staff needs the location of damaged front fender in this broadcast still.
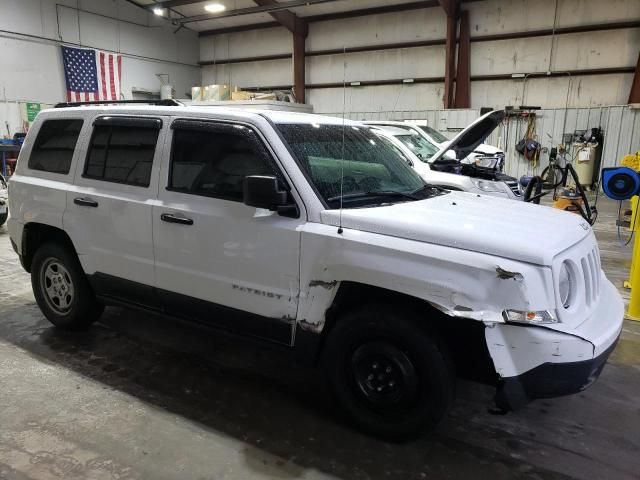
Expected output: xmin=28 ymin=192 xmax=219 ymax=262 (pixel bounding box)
xmin=295 ymin=224 xmax=557 ymax=343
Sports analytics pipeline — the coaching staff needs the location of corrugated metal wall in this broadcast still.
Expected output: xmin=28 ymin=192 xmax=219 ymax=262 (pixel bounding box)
xmin=329 ymin=106 xmax=640 ymax=180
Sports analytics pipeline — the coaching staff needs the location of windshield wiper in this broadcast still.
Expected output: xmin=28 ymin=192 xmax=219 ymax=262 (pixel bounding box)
xmin=326 ymin=185 xmax=440 ymax=204
xmin=364 ymin=190 xmax=417 ymax=200
xmin=326 ymin=190 xmax=416 ymax=203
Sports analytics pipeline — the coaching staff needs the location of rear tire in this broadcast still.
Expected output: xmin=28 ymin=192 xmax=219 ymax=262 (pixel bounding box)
xmin=323 ymin=304 xmax=454 ymax=440
xmin=31 ymin=242 xmax=103 ymax=330
xmin=0 ymin=212 xmax=7 ymax=227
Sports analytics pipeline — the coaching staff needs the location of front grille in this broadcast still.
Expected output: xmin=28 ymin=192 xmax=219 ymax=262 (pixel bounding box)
xmin=505 ymin=180 xmax=522 ymax=197
xmin=580 ymin=246 xmax=601 ymax=306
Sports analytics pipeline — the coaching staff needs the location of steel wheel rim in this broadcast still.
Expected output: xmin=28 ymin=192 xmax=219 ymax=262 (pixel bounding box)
xmin=40 ymin=258 xmax=75 ymax=314
xmin=350 ymin=341 xmax=418 ymax=411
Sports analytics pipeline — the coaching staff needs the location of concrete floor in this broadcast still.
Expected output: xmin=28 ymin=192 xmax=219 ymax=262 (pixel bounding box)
xmin=0 ymin=198 xmax=639 ymax=480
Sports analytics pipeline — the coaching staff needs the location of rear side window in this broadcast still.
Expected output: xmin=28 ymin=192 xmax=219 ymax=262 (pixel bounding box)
xmin=28 ymin=119 xmax=83 ymax=174
xmin=169 ymin=122 xmax=275 ymax=201
xmin=84 ymin=118 xmax=161 ymax=187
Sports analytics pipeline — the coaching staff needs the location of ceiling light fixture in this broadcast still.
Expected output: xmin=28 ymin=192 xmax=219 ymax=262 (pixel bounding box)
xmin=152 ymin=7 xmax=164 ymax=16
xmin=204 ymin=3 xmax=226 ymax=13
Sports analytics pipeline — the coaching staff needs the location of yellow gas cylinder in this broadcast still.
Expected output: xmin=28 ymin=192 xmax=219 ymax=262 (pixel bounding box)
xmin=625 ymin=195 xmax=640 ymax=322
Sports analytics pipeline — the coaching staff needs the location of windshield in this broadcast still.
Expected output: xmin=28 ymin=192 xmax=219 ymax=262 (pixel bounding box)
xmin=395 ymin=133 xmax=439 ymax=162
xmin=372 ymin=131 xmax=415 ymax=165
xmin=417 ymin=125 xmax=449 ymax=144
xmin=277 ymin=123 xmax=429 ymax=208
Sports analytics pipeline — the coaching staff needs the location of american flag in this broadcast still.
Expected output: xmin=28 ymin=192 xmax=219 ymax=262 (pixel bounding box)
xmin=62 ymin=46 xmax=122 ymax=102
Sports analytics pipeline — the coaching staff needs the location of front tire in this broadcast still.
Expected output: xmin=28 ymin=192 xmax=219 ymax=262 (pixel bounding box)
xmin=31 ymin=242 xmax=103 ymax=330
xmin=323 ymin=304 xmax=454 ymax=439
xmin=0 ymin=211 xmax=7 ymax=227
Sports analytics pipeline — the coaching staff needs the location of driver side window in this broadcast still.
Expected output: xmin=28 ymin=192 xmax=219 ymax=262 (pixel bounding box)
xmin=169 ymin=122 xmax=275 ymax=202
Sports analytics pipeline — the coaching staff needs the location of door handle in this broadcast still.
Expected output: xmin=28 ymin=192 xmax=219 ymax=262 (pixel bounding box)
xmin=160 ymin=213 xmax=194 ymax=226
xmin=74 ymin=197 xmax=99 ymax=208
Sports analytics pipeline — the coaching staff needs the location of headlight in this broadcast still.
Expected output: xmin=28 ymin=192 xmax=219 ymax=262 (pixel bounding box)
xmin=558 ymin=262 xmax=573 ymax=308
xmin=503 ymin=310 xmax=559 ymax=324
xmin=471 ymin=179 xmax=505 ymax=193
xmin=475 ymin=157 xmax=498 ymax=169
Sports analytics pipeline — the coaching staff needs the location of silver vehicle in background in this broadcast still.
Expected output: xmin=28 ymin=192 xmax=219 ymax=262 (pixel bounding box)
xmin=365 ymin=119 xmax=505 ymax=170
xmin=369 ymin=111 xmax=522 ymax=200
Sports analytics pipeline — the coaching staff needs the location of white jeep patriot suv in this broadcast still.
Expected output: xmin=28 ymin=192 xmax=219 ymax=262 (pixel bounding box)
xmin=8 ymin=102 xmax=623 ymax=438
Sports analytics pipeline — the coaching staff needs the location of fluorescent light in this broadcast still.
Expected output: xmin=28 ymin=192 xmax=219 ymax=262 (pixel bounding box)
xmin=511 ymin=73 xmax=525 ymax=78
xmin=204 ymin=3 xmax=226 ymax=13
xmin=350 ymin=81 xmax=361 ymax=86
xmin=403 ymin=78 xmax=415 ymax=83
xmin=152 ymin=7 xmax=164 ymax=16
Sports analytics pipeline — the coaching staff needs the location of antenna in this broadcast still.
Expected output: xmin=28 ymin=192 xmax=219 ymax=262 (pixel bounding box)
xmin=338 ymin=46 xmax=346 ymax=235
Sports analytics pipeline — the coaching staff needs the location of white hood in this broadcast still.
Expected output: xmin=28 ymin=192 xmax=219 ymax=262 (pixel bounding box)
xmin=431 ymin=110 xmax=505 ymax=163
xmin=321 ymin=191 xmax=591 ymax=266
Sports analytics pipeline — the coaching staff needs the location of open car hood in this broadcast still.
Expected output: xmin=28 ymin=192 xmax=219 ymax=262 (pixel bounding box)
xmin=430 ymin=110 xmax=505 ymax=163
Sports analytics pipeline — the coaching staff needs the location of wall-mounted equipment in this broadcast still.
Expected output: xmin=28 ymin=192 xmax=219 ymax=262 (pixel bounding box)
xmin=602 ymin=167 xmax=640 ymax=201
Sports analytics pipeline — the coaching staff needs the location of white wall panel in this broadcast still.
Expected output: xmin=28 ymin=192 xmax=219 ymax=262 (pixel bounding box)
xmin=465 ymin=0 xmax=640 ymax=35
xmin=308 ymin=84 xmax=445 ymax=115
xmin=0 ymin=0 xmax=47 ymax=36
xmin=75 ymin=10 xmax=120 ymax=52
xmin=472 ymin=74 xmax=634 ymax=110
xmin=556 ymin=0 xmax=640 ymax=27
xmin=202 ymin=60 xmax=292 ymax=88
xmin=0 ymin=36 xmax=67 ymax=104
xmin=469 ymin=29 xmax=639 ymax=77
xmin=200 ymin=27 xmax=291 ymax=62
xmin=551 ymin=28 xmax=640 ymax=71
xmin=471 ymin=37 xmax=553 ymax=75
xmin=307 ymin=8 xmax=447 ymax=51
xmin=465 ymin=0 xmax=558 ymax=35
xmin=307 ymin=47 xmax=445 ymax=84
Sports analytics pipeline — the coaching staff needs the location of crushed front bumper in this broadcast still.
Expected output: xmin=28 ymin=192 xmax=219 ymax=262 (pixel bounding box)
xmin=495 ymin=334 xmax=619 ymax=410
xmin=486 ymin=275 xmax=624 ymax=410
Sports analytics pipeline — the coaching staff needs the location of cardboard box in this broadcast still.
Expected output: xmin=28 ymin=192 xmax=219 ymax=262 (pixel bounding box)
xmin=231 ymin=91 xmax=256 ymax=101
xmin=203 ymin=84 xmax=231 ymax=101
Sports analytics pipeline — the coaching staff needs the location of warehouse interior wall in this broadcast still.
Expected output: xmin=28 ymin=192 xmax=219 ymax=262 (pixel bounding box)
xmin=199 ymin=0 xmax=640 ymax=114
xmin=0 ymin=0 xmax=200 ymax=136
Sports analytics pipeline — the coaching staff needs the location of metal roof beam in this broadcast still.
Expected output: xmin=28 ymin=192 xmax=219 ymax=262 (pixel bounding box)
xmin=253 ymin=0 xmax=307 ymax=35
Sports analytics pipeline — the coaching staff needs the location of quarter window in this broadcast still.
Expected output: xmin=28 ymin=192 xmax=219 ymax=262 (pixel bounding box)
xmin=169 ymin=122 xmax=275 ymax=201
xmin=28 ymin=119 xmax=83 ymax=174
xmin=84 ymin=120 xmax=160 ymax=187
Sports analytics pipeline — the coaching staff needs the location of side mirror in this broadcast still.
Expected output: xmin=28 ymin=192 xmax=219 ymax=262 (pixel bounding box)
xmin=243 ymin=175 xmax=297 ymax=217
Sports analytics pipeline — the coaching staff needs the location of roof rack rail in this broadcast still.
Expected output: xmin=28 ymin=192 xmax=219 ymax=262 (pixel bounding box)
xmin=54 ymin=99 xmax=184 ymax=108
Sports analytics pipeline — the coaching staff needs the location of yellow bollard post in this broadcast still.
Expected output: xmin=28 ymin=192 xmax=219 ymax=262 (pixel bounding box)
xmin=626 ymin=198 xmax=640 ymax=321
xmin=624 ymin=196 xmax=639 ymax=289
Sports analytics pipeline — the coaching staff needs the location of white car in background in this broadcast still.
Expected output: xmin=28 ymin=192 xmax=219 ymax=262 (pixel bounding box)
xmin=369 ymin=111 xmax=522 ymax=200
xmin=366 ymin=120 xmax=505 ymax=168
